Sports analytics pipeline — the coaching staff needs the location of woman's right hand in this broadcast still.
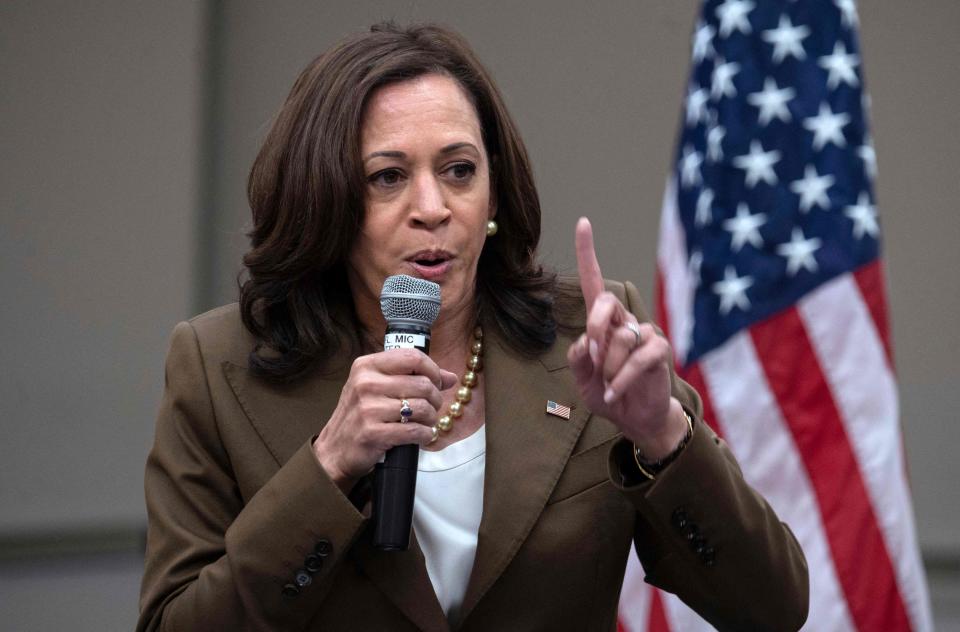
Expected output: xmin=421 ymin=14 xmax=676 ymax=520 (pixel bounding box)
xmin=312 ymin=348 xmax=458 ymax=493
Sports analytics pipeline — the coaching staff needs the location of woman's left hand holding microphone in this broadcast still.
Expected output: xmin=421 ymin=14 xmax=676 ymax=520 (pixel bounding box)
xmin=567 ymin=218 xmax=690 ymax=461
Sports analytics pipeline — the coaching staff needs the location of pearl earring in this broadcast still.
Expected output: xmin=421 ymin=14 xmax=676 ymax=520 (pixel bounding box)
xmin=486 ymin=220 xmax=498 ymax=236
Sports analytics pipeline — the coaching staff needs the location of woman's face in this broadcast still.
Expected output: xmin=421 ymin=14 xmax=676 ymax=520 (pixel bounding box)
xmin=349 ymin=73 xmax=495 ymax=327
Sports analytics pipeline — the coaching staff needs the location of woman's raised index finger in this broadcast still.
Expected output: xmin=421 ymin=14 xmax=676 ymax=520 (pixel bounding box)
xmin=575 ymin=217 xmax=605 ymax=309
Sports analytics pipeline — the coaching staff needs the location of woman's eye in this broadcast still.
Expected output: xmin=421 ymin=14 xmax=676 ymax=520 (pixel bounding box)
xmin=369 ymin=169 xmax=404 ymax=188
xmin=446 ymin=162 xmax=477 ymax=181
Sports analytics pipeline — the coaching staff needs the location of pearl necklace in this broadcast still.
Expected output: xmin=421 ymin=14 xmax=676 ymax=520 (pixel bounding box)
xmin=434 ymin=325 xmax=484 ymax=436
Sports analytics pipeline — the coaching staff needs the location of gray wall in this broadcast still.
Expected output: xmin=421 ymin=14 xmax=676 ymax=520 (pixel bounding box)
xmin=0 ymin=2 xmax=202 ymax=534
xmin=1 ymin=1 xmax=958 ymax=629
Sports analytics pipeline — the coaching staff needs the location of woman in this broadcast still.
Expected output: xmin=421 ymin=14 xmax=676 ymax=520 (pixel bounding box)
xmin=138 ymin=23 xmax=808 ymax=632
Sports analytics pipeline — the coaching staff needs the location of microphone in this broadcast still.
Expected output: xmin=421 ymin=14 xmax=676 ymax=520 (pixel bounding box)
xmin=372 ymin=274 xmax=441 ymax=551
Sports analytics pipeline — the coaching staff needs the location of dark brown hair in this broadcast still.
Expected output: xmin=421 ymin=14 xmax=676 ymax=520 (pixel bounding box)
xmin=240 ymin=22 xmax=559 ymax=381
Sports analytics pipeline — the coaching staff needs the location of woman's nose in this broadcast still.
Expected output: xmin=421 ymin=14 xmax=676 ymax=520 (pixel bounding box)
xmin=409 ymin=172 xmax=450 ymax=228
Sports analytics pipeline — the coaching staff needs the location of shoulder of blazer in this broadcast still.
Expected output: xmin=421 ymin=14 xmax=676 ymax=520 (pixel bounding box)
xmin=182 ymin=302 xmax=253 ymax=369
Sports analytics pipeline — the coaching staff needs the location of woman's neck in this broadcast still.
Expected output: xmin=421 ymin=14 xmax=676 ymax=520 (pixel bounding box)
xmin=426 ymin=299 xmax=477 ymax=369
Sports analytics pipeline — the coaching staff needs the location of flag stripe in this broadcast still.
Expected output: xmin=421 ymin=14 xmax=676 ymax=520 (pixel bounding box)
xmin=657 ymin=261 xmax=725 ymax=441
xmin=852 ymin=259 xmax=895 ymax=368
xmin=618 ymin=545 xmax=654 ymax=631
xmin=750 ymin=307 xmax=911 ymax=631
xmin=676 ymin=363 xmax=723 ymax=439
xmin=656 ymin=177 xmax=695 ymax=364
xmin=647 ymin=590 xmax=670 ymax=632
xmin=700 ymin=331 xmax=854 ymax=630
xmin=800 ymin=275 xmax=932 ymax=632
xmin=662 ymin=590 xmax=715 ymax=632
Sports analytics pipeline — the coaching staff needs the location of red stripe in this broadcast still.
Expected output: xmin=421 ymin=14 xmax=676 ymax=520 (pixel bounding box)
xmin=853 ymin=260 xmax=895 ymax=369
xmin=646 ymin=589 xmax=671 ymax=632
xmin=750 ymin=308 xmax=912 ymax=632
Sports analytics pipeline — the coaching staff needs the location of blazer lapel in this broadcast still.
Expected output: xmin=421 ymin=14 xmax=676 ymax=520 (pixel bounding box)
xmin=222 ymin=360 xmax=348 ymax=466
xmin=458 ymin=329 xmax=590 ymax=624
xmin=223 ymin=359 xmax=449 ymax=632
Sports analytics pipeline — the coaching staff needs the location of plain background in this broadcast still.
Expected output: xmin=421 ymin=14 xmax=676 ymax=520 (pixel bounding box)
xmin=1 ymin=1 xmax=957 ymax=629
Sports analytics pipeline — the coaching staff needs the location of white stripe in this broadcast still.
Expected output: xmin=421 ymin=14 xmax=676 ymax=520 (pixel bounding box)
xmin=656 ymin=176 xmax=695 ymax=363
xmin=661 ymin=591 xmax=716 ymax=632
xmin=799 ymin=275 xmax=933 ymax=632
xmin=701 ymin=331 xmax=855 ymax=631
xmin=617 ymin=549 xmax=653 ymax=631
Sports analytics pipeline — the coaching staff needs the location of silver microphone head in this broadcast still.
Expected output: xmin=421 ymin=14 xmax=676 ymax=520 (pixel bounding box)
xmin=380 ymin=274 xmax=441 ymax=328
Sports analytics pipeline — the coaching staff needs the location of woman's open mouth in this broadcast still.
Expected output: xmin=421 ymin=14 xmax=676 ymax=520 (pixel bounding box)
xmin=407 ymin=250 xmax=454 ymax=280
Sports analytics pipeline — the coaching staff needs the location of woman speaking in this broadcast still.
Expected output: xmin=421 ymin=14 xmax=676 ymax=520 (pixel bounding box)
xmin=138 ymin=23 xmax=808 ymax=632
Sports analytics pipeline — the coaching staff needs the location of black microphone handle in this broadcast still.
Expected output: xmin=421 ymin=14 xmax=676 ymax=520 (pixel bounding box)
xmin=372 ymin=323 xmax=430 ymax=551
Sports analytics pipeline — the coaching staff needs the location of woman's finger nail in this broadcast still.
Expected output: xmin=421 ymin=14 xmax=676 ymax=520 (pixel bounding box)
xmin=589 ymin=340 xmax=599 ymax=362
xmin=603 ymin=387 xmax=616 ymax=404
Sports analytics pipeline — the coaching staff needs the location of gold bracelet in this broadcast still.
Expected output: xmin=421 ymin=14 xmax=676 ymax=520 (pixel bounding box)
xmin=633 ymin=409 xmax=694 ymax=481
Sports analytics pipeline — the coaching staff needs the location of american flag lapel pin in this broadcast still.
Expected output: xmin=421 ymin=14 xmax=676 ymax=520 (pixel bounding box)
xmin=545 ymin=400 xmax=571 ymax=420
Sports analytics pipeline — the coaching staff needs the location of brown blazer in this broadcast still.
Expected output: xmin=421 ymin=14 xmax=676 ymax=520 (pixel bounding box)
xmin=138 ymin=280 xmax=808 ymax=632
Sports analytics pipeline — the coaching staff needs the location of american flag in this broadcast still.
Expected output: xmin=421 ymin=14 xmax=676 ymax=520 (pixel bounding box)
xmin=546 ymin=400 xmax=572 ymax=420
xmin=618 ymin=1 xmax=933 ymax=630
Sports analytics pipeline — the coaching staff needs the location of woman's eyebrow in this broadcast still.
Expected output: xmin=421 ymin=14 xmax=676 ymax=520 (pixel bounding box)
xmin=363 ymin=150 xmax=406 ymax=163
xmin=364 ymin=143 xmax=479 ymax=163
xmin=439 ymin=142 xmax=478 ymax=155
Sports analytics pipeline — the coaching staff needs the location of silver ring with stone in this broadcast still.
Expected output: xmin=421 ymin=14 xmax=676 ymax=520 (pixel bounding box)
xmin=400 ymin=399 xmax=413 ymax=422
xmin=625 ymin=322 xmax=642 ymax=348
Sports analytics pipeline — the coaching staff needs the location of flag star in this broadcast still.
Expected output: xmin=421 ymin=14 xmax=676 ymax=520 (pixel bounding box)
xmin=777 ymin=227 xmax=823 ymax=276
xmin=688 ymin=249 xmax=704 ymax=286
xmin=747 ymin=78 xmax=796 ymax=126
xmin=712 ymin=265 xmax=754 ymax=315
xmin=679 ymin=145 xmax=704 ymax=188
xmin=790 ymin=165 xmax=836 ymax=212
xmin=692 ymin=20 xmax=715 ymax=62
xmin=858 ymin=141 xmax=878 ymax=179
xmin=723 ymin=203 xmax=767 ymax=251
xmin=803 ymin=102 xmax=850 ymax=150
xmin=733 ymin=140 xmax=782 ymax=188
xmin=716 ymin=0 xmax=755 ymax=38
xmin=762 ymin=15 xmax=810 ymax=64
xmin=711 ymin=58 xmax=741 ymax=99
xmin=845 ymin=191 xmax=879 ymax=239
xmin=707 ymin=124 xmax=726 ymax=162
xmin=685 ymin=85 xmax=710 ymax=127
xmin=819 ymin=42 xmax=860 ymax=89
xmin=695 ymin=188 xmax=715 ymax=226
xmin=835 ymin=0 xmax=859 ymax=28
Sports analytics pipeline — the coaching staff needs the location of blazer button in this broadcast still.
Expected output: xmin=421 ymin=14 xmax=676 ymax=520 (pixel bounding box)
xmin=315 ymin=539 xmax=333 ymax=557
xmin=282 ymin=583 xmax=300 ymax=599
xmin=683 ymin=525 xmax=700 ymax=541
xmin=294 ymin=569 xmax=313 ymax=588
xmin=671 ymin=508 xmax=688 ymax=531
xmin=304 ymin=553 xmax=323 ymax=573
xmin=701 ymin=547 xmax=716 ymax=566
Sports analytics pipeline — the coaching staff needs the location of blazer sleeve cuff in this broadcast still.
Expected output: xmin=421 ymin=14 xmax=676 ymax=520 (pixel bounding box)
xmin=223 ymin=440 xmax=367 ymax=630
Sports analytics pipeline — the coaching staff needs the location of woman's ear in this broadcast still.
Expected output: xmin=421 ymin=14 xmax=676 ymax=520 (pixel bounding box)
xmin=488 ymin=155 xmax=498 ymax=219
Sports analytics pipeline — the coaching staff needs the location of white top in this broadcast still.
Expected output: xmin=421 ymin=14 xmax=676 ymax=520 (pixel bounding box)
xmin=412 ymin=425 xmax=486 ymax=627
